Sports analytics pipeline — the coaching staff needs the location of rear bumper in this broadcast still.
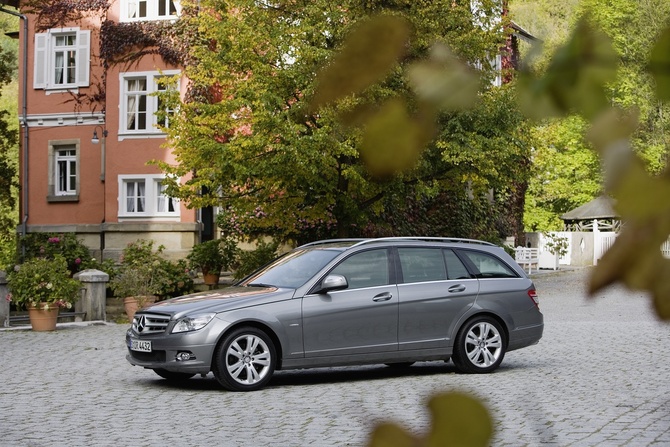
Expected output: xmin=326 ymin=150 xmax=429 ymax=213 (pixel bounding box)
xmin=507 ymin=322 xmax=543 ymax=351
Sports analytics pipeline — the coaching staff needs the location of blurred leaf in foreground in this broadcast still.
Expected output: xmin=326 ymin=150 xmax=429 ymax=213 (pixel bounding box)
xmin=587 ymin=108 xmax=670 ymax=319
xmin=518 ymin=17 xmax=618 ymax=121
xmin=407 ymin=42 xmax=481 ymax=112
xmin=649 ymin=26 xmax=670 ymax=102
xmin=311 ymin=15 xmax=411 ymax=110
xmin=368 ymin=392 xmax=493 ymax=447
xmin=360 ymin=98 xmax=432 ymax=177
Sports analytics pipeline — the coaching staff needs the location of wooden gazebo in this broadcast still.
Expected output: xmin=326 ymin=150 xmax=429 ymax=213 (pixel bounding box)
xmin=560 ymin=196 xmax=620 ymax=232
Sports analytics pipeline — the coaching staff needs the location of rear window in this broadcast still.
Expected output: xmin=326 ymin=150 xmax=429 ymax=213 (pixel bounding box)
xmin=459 ymin=250 xmax=518 ymax=278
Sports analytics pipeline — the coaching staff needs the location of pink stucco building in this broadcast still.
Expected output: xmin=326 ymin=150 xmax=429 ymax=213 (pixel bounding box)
xmin=3 ymin=0 xmax=202 ymax=261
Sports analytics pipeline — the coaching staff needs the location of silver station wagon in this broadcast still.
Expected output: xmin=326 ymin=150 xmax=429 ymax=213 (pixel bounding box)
xmin=126 ymin=237 xmax=544 ymax=391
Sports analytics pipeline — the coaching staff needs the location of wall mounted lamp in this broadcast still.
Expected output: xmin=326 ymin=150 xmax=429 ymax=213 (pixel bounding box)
xmin=92 ymin=126 xmax=108 ymax=182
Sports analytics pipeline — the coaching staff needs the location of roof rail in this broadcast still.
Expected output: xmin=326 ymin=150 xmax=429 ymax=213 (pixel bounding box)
xmin=297 ymin=239 xmax=366 ymax=249
xmin=350 ymin=237 xmax=496 ymax=247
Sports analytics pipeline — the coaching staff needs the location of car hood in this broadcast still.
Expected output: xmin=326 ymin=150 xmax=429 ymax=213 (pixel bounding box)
xmin=139 ymin=286 xmax=295 ymax=318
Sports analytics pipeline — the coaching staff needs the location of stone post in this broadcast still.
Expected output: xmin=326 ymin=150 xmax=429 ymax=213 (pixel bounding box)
xmin=74 ymin=269 xmax=109 ymax=322
xmin=0 ymin=271 xmax=8 ymax=327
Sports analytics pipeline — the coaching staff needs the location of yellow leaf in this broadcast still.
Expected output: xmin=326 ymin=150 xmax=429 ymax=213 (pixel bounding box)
xmin=518 ymin=18 xmax=618 ymax=120
xmin=407 ymin=43 xmax=480 ymax=111
xmin=360 ymin=99 xmax=430 ymax=177
xmin=649 ymin=27 xmax=670 ymax=102
xmin=368 ymin=423 xmax=417 ymax=447
xmin=311 ymin=15 xmax=411 ymax=110
xmin=425 ymin=392 xmax=493 ymax=447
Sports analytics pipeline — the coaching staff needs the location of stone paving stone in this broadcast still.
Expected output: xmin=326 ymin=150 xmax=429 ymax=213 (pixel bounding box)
xmin=0 ymin=267 xmax=668 ymax=446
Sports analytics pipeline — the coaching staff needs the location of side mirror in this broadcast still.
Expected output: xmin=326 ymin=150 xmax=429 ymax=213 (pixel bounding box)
xmin=317 ymin=274 xmax=348 ymax=293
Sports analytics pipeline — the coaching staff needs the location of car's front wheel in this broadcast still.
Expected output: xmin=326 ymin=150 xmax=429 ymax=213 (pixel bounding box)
xmin=452 ymin=316 xmax=506 ymax=374
xmin=213 ymin=327 xmax=276 ymax=391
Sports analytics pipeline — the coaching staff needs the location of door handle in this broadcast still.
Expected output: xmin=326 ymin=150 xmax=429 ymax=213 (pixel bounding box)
xmin=448 ymin=285 xmax=466 ymax=293
xmin=373 ymin=292 xmax=393 ymax=302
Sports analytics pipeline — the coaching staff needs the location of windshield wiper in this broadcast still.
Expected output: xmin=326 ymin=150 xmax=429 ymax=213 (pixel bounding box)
xmin=247 ymin=283 xmax=275 ymax=288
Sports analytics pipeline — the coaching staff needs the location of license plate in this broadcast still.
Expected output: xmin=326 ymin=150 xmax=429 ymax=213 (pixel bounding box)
xmin=130 ymin=339 xmax=152 ymax=352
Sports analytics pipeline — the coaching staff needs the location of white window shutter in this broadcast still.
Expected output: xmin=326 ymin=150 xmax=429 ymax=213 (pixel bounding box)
xmin=77 ymin=30 xmax=91 ymax=87
xmin=33 ymin=33 xmax=47 ymax=89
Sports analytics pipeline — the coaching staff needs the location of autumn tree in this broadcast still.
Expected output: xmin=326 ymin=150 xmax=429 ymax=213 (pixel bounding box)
xmin=0 ymin=12 xmax=19 ymax=267
xmin=158 ymin=0 xmax=534 ymax=242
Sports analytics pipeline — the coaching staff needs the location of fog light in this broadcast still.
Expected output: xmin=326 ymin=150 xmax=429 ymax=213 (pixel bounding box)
xmin=176 ymin=351 xmax=195 ymax=361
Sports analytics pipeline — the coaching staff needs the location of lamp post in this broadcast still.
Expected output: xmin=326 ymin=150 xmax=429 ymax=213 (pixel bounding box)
xmin=91 ymin=126 xmax=107 ymax=182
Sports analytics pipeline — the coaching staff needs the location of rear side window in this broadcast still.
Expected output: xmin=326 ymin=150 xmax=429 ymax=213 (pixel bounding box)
xmin=398 ymin=248 xmax=447 ymax=283
xmin=458 ymin=250 xmax=517 ymax=278
xmin=443 ymin=249 xmax=472 ymax=280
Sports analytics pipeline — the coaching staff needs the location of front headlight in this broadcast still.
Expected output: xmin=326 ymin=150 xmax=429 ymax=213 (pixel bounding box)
xmin=171 ymin=313 xmax=216 ymax=334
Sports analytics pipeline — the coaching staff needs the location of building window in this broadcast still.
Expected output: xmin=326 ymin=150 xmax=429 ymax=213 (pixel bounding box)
xmin=47 ymin=141 xmax=80 ymax=202
xmin=119 ymin=175 xmax=180 ymax=218
xmin=34 ymin=28 xmax=90 ymax=90
xmin=56 ymin=148 xmax=77 ymax=195
xmin=119 ymin=71 xmax=180 ymax=138
xmin=121 ymin=0 xmax=181 ymax=22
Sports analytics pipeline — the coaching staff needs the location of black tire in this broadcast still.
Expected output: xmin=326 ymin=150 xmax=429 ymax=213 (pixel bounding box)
xmin=212 ymin=326 xmax=276 ymax=391
xmin=153 ymin=369 xmax=195 ymax=382
xmin=452 ymin=316 xmax=506 ymax=374
xmin=385 ymin=362 xmax=415 ymax=368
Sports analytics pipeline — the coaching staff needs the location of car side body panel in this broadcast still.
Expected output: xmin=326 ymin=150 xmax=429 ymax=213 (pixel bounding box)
xmin=397 ymin=279 xmax=479 ymax=350
xmin=301 ymin=284 xmax=400 ymax=357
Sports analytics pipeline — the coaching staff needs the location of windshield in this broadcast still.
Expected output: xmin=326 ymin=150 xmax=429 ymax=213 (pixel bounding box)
xmin=241 ymin=248 xmax=342 ymax=289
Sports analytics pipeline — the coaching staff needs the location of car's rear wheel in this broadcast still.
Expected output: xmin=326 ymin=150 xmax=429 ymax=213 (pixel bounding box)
xmin=452 ymin=316 xmax=506 ymax=374
xmin=153 ymin=369 xmax=195 ymax=382
xmin=213 ymin=327 xmax=276 ymax=391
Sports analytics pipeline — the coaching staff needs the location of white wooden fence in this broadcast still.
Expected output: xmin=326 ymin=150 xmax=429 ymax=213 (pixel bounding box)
xmin=595 ymin=229 xmax=670 ymax=263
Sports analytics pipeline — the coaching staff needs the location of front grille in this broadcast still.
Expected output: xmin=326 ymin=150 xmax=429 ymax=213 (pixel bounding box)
xmin=132 ymin=312 xmax=171 ymax=334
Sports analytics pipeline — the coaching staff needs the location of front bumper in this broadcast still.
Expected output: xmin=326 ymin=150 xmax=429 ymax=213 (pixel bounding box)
xmin=125 ymin=318 xmax=228 ymax=374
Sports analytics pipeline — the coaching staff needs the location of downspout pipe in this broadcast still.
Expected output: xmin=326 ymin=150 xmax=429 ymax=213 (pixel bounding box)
xmin=0 ymin=6 xmax=29 ymax=247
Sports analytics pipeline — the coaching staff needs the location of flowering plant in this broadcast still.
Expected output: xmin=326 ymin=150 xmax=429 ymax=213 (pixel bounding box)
xmin=19 ymin=232 xmax=93 ymax=274
xmin=7 ymin=255 xmax=81 ymax=310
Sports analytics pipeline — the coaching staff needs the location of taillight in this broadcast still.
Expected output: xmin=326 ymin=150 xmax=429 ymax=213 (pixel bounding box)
xmin=528 ymin=288 xmax=539 ymax=307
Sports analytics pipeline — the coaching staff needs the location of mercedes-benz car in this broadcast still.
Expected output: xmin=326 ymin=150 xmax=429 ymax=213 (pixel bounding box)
xmin=126 ymin=237 xmax=543 ymax=391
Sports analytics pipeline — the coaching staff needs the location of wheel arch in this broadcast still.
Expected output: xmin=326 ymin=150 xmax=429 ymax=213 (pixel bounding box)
xmin=213 ymin=320 xmax=284 ymax=369
xmin=454 ymin=311 xmax=510 ymax=347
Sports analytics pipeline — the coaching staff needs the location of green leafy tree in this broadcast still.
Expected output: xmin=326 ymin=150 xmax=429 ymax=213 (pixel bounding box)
xmin=158 ymin=0 xmax=532 ymax=241
xmin=0 ymin=13 xmax=19 ymax=268
xmin=512 ymin=0 xmax=670 ymax=228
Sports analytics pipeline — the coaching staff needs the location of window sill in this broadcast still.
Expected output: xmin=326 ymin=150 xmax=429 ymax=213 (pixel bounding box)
xmin=47 ymin=194 xmax=79 ymax=203
xmin=44 ymin=87 xmax=80 ymax=95
xmin=118 ymin=132 xmax=168 ymax=141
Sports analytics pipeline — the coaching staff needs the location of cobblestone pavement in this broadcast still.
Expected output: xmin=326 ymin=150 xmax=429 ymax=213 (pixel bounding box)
xmin=1 ymin=268 xmax=669 ymax=446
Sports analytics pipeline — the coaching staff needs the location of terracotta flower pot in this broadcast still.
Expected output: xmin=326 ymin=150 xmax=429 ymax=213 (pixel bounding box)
xmin=124 ymin=296 xmax=157 ymax=321
xmin=203 ymin=272 xmax=220 ymax=285
xmin=27 ymin=303 xmax=59 ymax=332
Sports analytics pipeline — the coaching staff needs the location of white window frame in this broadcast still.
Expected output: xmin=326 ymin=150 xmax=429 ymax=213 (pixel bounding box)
xmin=47 ymin=140 xmax=80 ymax=202
xmin=118 ymin=70 xmax=180 ymax=139
xmin=120 ymin=0 xmax=182 ymax=22
xmin=118 ymin=174 xmax=180 ymax=218
xmin=34 ymin=28 xmax=90 ymax=91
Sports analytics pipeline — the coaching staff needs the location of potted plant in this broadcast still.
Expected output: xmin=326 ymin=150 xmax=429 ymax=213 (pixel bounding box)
xmin=109 ymin=263 xmax=161 ymax=321
xmin=541 ymin=232 xmax=569 ymax=270
xmin=188 ymin=239 xmax=238 ymax=285
xmin=6 ymin=255 xmax=81 ymax=331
